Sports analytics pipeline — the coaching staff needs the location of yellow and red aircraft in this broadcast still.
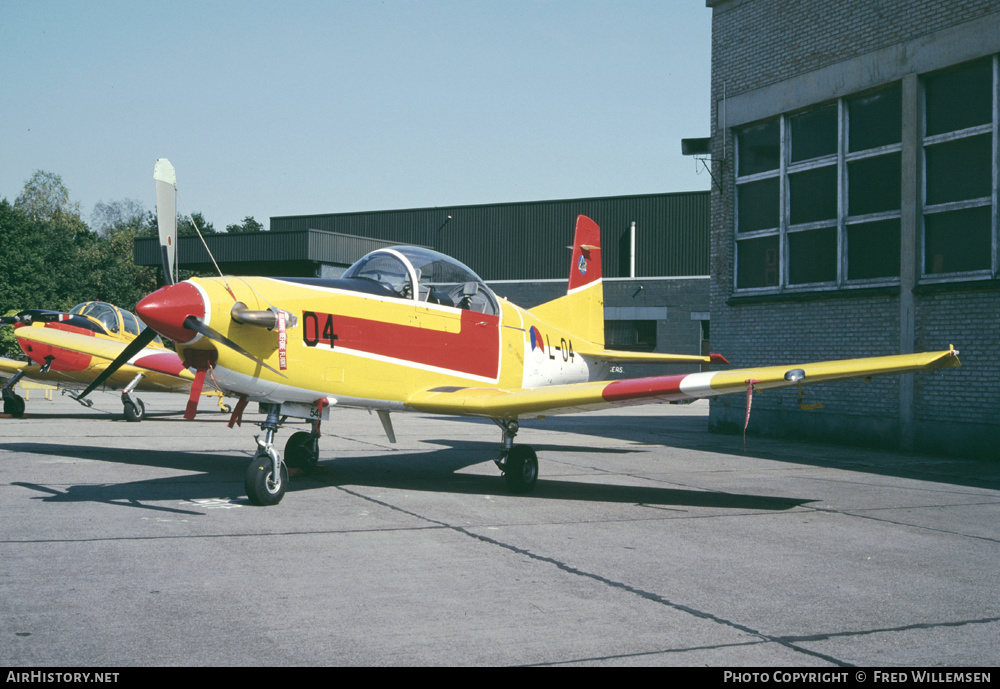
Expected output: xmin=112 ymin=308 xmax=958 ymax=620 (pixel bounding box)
xmin=0 ymin=301 xmax=221 ymax=420
xmin=0 ymin=162 xmax=222 ymax=420
xmin=90 ymin=160 xmax=961 ymax=505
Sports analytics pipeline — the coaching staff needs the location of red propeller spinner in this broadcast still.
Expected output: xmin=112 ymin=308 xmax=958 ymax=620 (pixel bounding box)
xmin=136 ymin=281 xmax=209 ymax=345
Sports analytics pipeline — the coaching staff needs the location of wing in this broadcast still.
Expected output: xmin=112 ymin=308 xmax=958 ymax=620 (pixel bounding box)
xmin=405 ymin=348 xmax=961 ymax=419
xmin=12 ymin=326 xmax=195 ymax=382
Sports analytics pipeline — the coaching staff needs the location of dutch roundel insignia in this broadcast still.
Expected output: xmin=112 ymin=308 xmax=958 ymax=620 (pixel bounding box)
xmin=529 ymin=326 xmax=544 ymax=353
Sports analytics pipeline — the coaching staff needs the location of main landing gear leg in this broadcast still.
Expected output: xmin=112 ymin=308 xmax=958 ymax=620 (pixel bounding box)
xmin=2 ymin=370 xmax=27 ymax=418
xmin=121 ymin=373 xmax=145 ymax=422
xmin=492 ymin=418 xmax=538 ymax=494
xmin=245 ymin=403 xmax=289 ymax=506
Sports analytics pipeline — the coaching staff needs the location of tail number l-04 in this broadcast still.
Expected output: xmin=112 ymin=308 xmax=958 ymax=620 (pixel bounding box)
xmin=546 ymin=335 xmax=574 ymax=362
xmin=303 ymin=311 xmax=338 ymax=348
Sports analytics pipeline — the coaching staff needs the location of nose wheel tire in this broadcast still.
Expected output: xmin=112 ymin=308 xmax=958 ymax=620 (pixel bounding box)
xmin=245 ymin=452 xmax=288 ymax=506
xmin=504 ymin=446 xmax=538 ymax=494
xmin=123 ymin=398 xmax=145 ymax=422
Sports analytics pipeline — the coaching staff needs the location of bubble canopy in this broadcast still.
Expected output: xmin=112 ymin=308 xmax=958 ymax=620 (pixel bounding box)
xmin=68 ymin=301 xmax=162 ymax=343
xmin=343 ymin=246 xmax=499 ymax=315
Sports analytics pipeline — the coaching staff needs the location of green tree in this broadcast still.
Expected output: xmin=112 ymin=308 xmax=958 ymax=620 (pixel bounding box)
xmin=179 ymin=211 xmax=215 ymax=236
xmin=226 ymin=216 xmax=264 ymax=233
xmin=0 ymin=199 xmax=45 ymax=356
xmin=84 ymin=200 xmax=157 ymax=310
xmin=137 ymin=210 xmax=216 ymax=238
xmin=0 ymin=309 xmax=20 ymax=359
xmin=0 ymin=181 xmax=157 ymax=325
xmin=14 ymin=170 xmax=81 ymax=223
xmin=0 ymin=197 xmax=82 ymax=314
xmin=91 ymin=198 xmax=145 ymax=236
xmin=8 ymin=171 xmax=94 ymax=309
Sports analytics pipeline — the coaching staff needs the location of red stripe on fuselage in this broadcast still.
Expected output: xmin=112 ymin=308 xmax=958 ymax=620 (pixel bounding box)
xmin=302 ymin=309 xmax=500 ymax=380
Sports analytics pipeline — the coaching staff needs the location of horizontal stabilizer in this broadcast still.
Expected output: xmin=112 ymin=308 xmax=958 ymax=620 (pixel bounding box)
xmin=573 ymin=340 xmax=729 ymax=366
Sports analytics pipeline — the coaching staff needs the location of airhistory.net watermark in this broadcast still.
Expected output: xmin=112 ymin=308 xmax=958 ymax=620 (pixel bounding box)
xmin=6 ymin=673 xmax=119 ymax=683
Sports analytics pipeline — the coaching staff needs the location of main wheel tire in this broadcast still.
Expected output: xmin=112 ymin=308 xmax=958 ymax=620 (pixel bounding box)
xmin=504 ymin=446 xmax=538 ymax=494
xmin=284 ymin=431 xmax=319 ymax=470
xmin=3 ymin=395 xmax=25 ymax=418
xmin=123 ymin=398 xmax=145 ymax=422
xmin=245 ymin=453 xmax=288 ymax=506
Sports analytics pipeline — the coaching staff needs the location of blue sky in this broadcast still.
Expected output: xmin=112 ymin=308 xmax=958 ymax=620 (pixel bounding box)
xmin=1 ymin=1 xmax=712 ymax=231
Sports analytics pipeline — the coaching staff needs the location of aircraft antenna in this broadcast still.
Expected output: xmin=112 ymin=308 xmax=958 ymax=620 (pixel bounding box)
xmin=176 ymin=189 xmax=238 ymax=301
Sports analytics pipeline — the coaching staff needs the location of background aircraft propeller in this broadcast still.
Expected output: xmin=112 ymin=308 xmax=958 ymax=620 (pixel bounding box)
xmin=69 ymin=327 xmax=159 ymax=403
xmin=1 ymin=310 xmax=72 ymax=325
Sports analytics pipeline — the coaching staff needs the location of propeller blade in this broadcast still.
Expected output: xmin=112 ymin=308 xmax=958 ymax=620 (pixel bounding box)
xmin=71 ymin=327 xmax=159 ymax=403
xmin=154 ymin=159 xmax=177 ymax=286
xmin=183 ymin=316 xmax=286 ymax=378
xmin=32 ymin=311 xmax=71 ymax=323
xmin=2 ymin=310 xmax=72 ymax=325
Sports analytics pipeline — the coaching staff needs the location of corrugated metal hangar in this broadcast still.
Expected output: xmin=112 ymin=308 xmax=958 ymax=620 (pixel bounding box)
xmin=134 ymin=192 xmax=712 ymax=372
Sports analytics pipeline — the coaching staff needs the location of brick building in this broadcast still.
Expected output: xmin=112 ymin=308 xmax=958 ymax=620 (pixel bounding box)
xmin=706 ymin=0 xmax=1000 ymax=456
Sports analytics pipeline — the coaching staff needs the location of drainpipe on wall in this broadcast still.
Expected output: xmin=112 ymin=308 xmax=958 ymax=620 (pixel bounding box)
xmin=630 ymin=221 xmax=636 ymax=279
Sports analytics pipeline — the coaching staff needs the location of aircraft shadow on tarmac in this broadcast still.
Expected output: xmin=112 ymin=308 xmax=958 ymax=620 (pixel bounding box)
xmin=518 ymin=413 xmax=1000 ymax=492
xmin=5 ymin=408 xmax=221 ymax=422
xmin=2 ymin=440 xmax=812 ymax=513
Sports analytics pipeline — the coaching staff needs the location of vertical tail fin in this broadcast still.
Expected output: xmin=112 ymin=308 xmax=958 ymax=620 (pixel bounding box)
xmin=567 ymin=215 xmax=602 ymax=292
xmin=531 ymin=215 xmax=605 ymax=345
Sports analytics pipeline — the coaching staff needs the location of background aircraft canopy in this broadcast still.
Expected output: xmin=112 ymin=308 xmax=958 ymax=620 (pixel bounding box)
xmin=69 ymin=302 xmax=126 ymax=334
xmin=68 ymin=302 xmax=161 ymax=343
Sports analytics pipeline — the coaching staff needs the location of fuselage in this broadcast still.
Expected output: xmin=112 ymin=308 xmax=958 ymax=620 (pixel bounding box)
xmin=154 ymin=273 xmax=609 ymax=410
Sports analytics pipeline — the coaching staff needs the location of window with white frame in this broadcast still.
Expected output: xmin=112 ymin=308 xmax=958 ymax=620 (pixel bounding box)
xmin=734 ymin=55 xmax=1000 ymax=292
xmin=922 ymin=56 xmax=997 ymax=278
xmin=735 ymin=83 xmax=904 ymax=290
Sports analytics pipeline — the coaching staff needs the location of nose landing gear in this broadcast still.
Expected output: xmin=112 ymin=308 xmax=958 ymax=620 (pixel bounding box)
xmin=121 ymin=373 xmax=146 ymax=422
xmin=246 ymin=404 xmax=288 ymax=506
xmin=243 ymin=401 xmax=329 ymax=505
